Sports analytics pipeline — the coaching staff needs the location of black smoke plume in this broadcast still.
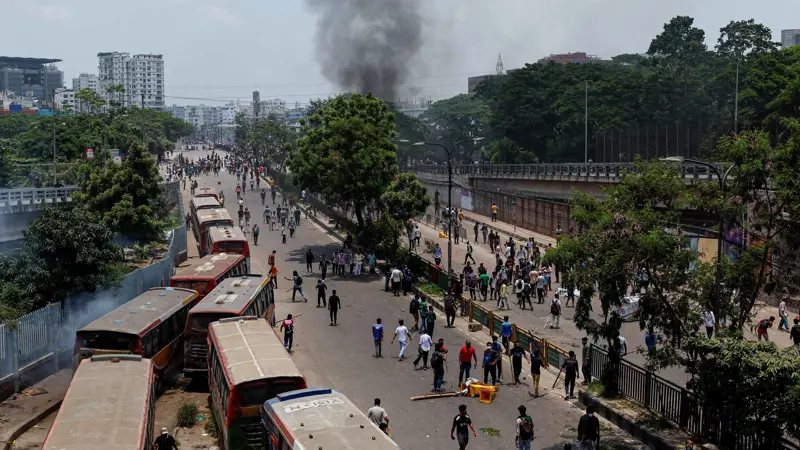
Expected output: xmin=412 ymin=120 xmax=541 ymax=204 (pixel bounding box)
xmin=305 ymin=0 xmax=423 ymax=102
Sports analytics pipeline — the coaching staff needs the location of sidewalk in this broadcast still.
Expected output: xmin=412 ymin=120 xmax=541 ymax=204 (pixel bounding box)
xmin=0 ymin=369 xmax=72 ymax=448
xmin=425 ymin=206 xmax=558 ymax=249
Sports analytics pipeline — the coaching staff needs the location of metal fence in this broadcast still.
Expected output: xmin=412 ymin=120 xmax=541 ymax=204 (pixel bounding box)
xmin=0 ymin=186 xmax=81 ymax=212
xmin=0 ymin=190 xmax=187 ymax=396
xmin=589 ymin=345 xmax=800 ymax=450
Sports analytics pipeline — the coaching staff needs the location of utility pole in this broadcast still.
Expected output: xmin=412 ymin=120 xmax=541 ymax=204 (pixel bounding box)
xmin=584 ymin=80 xmax=589 ymax=164
xmin=734 ymin=60 xmax=740 ymax=133
xmin=52 ymin=93 xmax=57 ymax=185
xmin=141 ymin=92 xmax=146 ymax=148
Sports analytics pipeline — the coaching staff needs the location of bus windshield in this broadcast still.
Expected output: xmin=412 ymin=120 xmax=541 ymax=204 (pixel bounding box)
xmin=241 ymin=379 xmax=303 ymax=407
xmin=76 ymin=331 xmax=136 ymax=352
xmin=217 ymin=242 xmax=245 ymax=251
xmin=189 ymin=313 xmax=233 ymax=332
xmin=172 ymin=280 xmax=210 ymax=293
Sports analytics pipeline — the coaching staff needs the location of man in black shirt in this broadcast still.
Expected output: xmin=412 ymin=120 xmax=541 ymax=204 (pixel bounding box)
xmin=328 ymin=290 xmax=341 ymax=326
xmin=562 ymin=350 xmax=580 ymax=400
xmin=791 ymin=318 xmax=800 ymax=347
xmin=154 ymin=427 xmax=178 ymax=450
xmin=510 ymin=341 xmax=529 ymax=386
xmin=529 ymin=349 xmax=543 ymax=398
xmin=316 ymin=279 xmax=327 ymax=308
xmin=450 ymin=404 xmax=477 ymax=450
xmin=577 ymin=405 xmax=601 ymax=449
xmin=305 ymin=249 xmax=315 ymax=274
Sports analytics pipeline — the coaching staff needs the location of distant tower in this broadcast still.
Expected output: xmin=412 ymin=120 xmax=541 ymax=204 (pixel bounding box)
xmin=496 ymin=54 xmax=504 ymax=75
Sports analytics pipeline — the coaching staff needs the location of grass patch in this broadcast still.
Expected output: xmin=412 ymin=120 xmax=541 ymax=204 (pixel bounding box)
xmin=176 ymin=400 xmax=199 ymax=427
xmin=480 ymin=427 xmax=501 ymax=437
xmin=586 ymin=380 xmax=604 ymax=396
xmin=204 ymin=418 xmax=218 ymax=437
xmin=417 ymin=283 xmax=444 ymax=297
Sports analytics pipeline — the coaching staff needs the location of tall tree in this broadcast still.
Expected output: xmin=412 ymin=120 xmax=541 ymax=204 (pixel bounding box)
xmin=288 ymin=93 xmax=398 ymax=229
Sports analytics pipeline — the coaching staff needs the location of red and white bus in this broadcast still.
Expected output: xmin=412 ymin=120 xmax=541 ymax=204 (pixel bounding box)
xmin=43 ymin=355 xmax=156 ymax=450
xmin=195 ymin=186 xmax=220 ymax=202
xmin=170 ymin=253 xmax=249 ymax=298
xmin=208 ymin=317 xmax=306 ymax=450
xmin=206 ymin=225 xmax=250 ymax=269
xmin=183 ymin=275 xmax=273 ymax=376
xmin=195 ymin=208 xmax=235 ymax=256
xmin=261 ymin=388 xmax=400 ymax=450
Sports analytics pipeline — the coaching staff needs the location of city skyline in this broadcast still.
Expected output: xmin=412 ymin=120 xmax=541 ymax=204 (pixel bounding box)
xmin=4 ymin=0 xmax=800 ymax=105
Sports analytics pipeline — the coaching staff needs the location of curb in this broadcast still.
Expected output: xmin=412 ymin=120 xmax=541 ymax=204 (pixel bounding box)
xmin=1 ymin=399 xmax=63 ymax=450
xmin=578 ymin=390 xmax=678 ymax=450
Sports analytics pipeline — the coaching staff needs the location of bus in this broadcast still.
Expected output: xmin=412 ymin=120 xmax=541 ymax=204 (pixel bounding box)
xmin=206 ymin=225 xmax=250 ymax=267
xmin=208 ymin=317 xmax=307 ymax=450
xmin=74 ymin=287 xmax=199 ymax=391
xmin=184 ymin=275 xmax=274 ymax=376
xmin=195 ymin=186 xmax=220 ymax=202
xmin=261 ymin=388 xmax=400 ymax=450
xmin=195 ymin=208 xmax=235 ymax=255
xmin=191 ymin=196 xmax=222 ymax=220
xmin=170 ymin=253 xmax=248 ymax=298
xmin=43 ymin=355 xmax=156 ymax=450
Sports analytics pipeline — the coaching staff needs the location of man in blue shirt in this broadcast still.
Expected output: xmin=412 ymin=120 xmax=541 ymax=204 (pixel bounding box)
xmin=490 ymin=335 xmax=504 ymax=384
xmin=644 ymin=327 xmax=659 ymax=352
xmin=372 ymin=318 xmax=384 ymax=357
xmin=500 ymin=316 xmax=513 ymax=356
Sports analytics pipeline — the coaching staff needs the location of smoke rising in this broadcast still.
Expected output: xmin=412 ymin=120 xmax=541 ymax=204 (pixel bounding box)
xmin=305 ymin=0 xmax=424 ymax=102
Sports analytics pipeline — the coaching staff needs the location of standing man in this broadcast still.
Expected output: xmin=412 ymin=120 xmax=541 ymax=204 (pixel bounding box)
xmin=409 ymin=294 xmax=421 ymax=331
xmin=390 ymin=319 xmax=411 ymax=361
xmin=252 ymin=224 xmax=260 ymax=246
xmin=756 ymin=316 xmax=775 ymax=341
xmin=450 ymin=404 xmax=477 ymax=450
xmin=549 ymin=294 xmax=562 ymax=329
xmin=315 ymin=279 xmax=327 ymax=307
xmin=328 ymin=289 xmax=341 ymax=326
xmin=464 ymin=241 xmax=475 ymax=265
xmin=458 ymin=340 xmax=478 ymax=387
xmin=577 ymin=405 xmax=601 ymax=450
xmin=390 ymin=266 xmax=403 ymax=296
xmin=305 ymin=249 xmax=315 ymax=274
xmin=791 ymin=318 xmax=800 ymax=347
xmin=778 ymin=298 xmax=790 ymax=332
xmin=473 ymin=222 xmax=479 ymax=243
xmin=367 ymin=398 xmax=389 ymax=430
xmin=431 ymin=342 xmax=446 ymax=392
xmin=413 ymin=329 xmax=433 ymax=370
xmin=581 ymin=337 xmax=591 ymax=384
xmin=500 ymin=316 xmax=513 ymax=354
xmin=491 ymin=203 xmax=498 ymax=222
xmin=424 ymin=306 xmax=436 ymax=340
xmin=529 ymin=349 xmax=543 ymax=398
xmin=445 ymin=294 xmax=457 ymax=328
xmin=562 ymin=350 xmax=579 ymax=400
xmin=515 ymin=406 xmax=535 ymax=450
xmin=154 ymin=427 xmax=179 ymax=450
xmin=510 ymin=341 xmax=528 ymax=386
xmin=285 ymin=271 xmax=306 ymax=302
xmin=280 ymin=314 xmax=295 ymax=351
xmin=372 ymin=318 xmax=384 ymax=357
xmin=701 ymin=306 xmax=715 ymax=338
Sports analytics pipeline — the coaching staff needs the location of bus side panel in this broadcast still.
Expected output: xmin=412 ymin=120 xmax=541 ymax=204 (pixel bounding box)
xmin=151 ymin=334 xmax=185 ymax=381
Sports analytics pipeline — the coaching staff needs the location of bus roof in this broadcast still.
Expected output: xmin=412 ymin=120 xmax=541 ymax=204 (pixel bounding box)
xmin=208 ymin=225 xmax=246 ymax=243
xmin=263 ymin=389 xmax=399 ymax=449
xmin=78 ymin=288 xmax=198 ymax=336
xmin=172 ymin=253 xmax=245 ymax=280
xmin=43 ymin=355 xmax=153 ymax=450
xmin=190 ymin=275 xmax=268 ymax=315
xmin=191 ymin=196 xmax=221 ymax=210
xmin=209 ymin=318 xmax=303 ymax=387
xmin=197 ymin=208 xmax=232 ymax=225
xmin=195 ymin=187 xmax=217 ymax=197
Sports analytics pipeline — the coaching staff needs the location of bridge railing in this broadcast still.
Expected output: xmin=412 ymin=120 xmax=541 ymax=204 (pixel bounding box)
xmin=0 ymin=186 xmax=81 ymax=208
xmin=410 ymin=163 xmax=723 ymax=181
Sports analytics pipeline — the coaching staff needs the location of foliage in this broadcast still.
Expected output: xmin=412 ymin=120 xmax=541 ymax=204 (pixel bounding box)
xmin=234 ymin=113 xmax=292 ymax=166
xmin=76 ymin=143 xmax=167 ymax=241
xmin=381 ymin=173 xmax=431 ymax=222
xmin=420 ymin=94 xmax=490 ymax=161
xmin=0 ymin=139 xmax=12 ymax=187
xmin=176 ymin=400 xmax=199 ymax=427
xmin=289 ymin=93 xmax=398 ymax=229
xmin=203 ymin=417 xmax=218 ymax=437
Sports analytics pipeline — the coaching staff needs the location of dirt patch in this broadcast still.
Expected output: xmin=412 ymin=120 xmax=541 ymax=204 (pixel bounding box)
xmin=155 ymin=388 xmax=218 ymax=450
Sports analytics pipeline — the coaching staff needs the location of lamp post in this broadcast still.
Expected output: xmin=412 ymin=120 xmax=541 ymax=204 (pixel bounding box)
xmin=661 ymin=156 xmax=737 ymax=326
xmin=413 ymin=138 xmax=484 ymax=277
xmin=571 ymin=77 xmax=589 ymax=164
xmin=734 ymin=59 xmax=740 ymax=133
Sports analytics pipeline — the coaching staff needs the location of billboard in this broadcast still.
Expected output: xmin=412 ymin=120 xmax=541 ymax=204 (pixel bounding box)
xmin=9 ymin=104 xmax=22 ymax=113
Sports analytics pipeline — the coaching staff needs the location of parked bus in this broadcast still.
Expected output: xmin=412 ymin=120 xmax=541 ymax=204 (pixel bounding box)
xmin=206 ymin=225 xmax=250 ymax=267
xmin=170 ymin=253 xmax=248 ymax=298
xmin=43 ymin=355 xmax=156 ymax=450
xmin=194 ymin=208 xmax=234 ymax=255
xmin=261 ymin=388 xmax=400 ymax=450
xmin=208 ymin=317 xmax=306 ymax=450
xmin=184 ymin=275 xmax=274 ymax=376
xmin=195 ymin=186 xmax=220 ymax=202
xmin=74 ymin=287 xmax=199 ymax=390
xmin=191 ymin=196 xmax=222 ymax=220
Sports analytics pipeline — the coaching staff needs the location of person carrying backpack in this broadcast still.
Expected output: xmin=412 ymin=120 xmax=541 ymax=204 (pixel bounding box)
xmin=424 ymin=306 xmax=436 ymax=340
xmin=252 ymin=224 xmax=260 ymax=246
xmin=409 ymin=295 xmax=420 ymax=331
xmin=516 ymin=405 xmax=534 ymax=450
xmin=549 ymin=294 xmax=562 ymax=329
xmin=285 ymin=270 xmax=306 ymax=302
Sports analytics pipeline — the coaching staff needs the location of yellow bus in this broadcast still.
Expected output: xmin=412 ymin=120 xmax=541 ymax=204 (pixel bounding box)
xmin=183 ymin=275 xmax=274 ymax=376
xmin=43 ymin=355 xmax=156 ymax=450
xmin=74 ymin=287 xmax=199 ymax=391
xmin=208 ymin=317 xmax=306 ymax=450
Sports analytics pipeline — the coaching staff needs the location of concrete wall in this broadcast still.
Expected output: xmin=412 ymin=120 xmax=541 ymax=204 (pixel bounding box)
xmin=0 ymin=211 xmax=43 ymax=244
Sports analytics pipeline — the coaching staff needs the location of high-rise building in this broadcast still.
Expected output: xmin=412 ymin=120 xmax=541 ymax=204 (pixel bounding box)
xmin=72 ymin=73 xmax=100 ymax=94
xmin=537 ymin=52 xmax=603 ymax=64
xmin=97 ymin=52 xmax=165 ymax=110
xmin=0 ymin=57 xmax=63 ymax=101
xmin=782 ymin=29 xmax=800 ymax=48
xmin=54 ymin=87 xmax=76 ymax=111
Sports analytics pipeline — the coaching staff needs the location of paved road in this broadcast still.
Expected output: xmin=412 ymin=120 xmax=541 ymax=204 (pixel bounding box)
xmin=179 ymin=152 xmax=642 ymax=450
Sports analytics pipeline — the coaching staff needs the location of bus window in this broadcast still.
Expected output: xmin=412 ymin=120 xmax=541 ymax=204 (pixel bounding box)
xmin=241 ymin=381 xmax=299 ymax=407
xmin=190 ymin=313 xmax=233 ymax=332
xmin=77 ymin=332 xmax=134 ymax=352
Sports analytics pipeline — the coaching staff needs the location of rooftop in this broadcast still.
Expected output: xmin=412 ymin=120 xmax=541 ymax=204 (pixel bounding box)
xmin=0 ymin=57 xmax=62 ymax=69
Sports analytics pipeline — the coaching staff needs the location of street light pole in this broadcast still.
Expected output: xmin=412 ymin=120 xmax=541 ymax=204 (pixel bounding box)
xmin=584 ymin=80 xmax=589 ymax=164
xmin=414 ymin=138 xmax=484 ymax=278
xmin=52 ymin=93 xmax=57 ymax=185
xmin=661 ymin=156 xmax=737 ymax=326
xmin=734 ymin=60 xmax=740 ymax=133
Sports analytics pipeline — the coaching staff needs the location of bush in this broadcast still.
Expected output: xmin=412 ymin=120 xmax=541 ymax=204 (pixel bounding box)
xmin=176 ymin=401 xmax=199 ymax=427
xmin=204 ymin=418 xmax=218 ymax=437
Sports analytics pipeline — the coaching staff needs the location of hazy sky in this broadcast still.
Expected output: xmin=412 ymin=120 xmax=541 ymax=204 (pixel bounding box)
xmin=5 ymin=0 xmax=800 ymax=106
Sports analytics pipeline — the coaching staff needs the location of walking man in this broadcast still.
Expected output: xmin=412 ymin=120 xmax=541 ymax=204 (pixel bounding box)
xmin=328 ymin=290 xmax=341 ymax=326
xmin=458 ymin=340 xmax=478 ymax=386
xmin=316 ymin=279 xmax=327 ymax=307
xmin=305 ymin=249 xmax=315 ymax=274
xmin=450 ymin=404 xmax=477 ymax=450
xmin=701 ymin=306 xmax=715 ymax=338
xmin=367 ymin=398 xmax=390 ymax=430
xmin=252 ymin=223 xmax=260 ymax=246
xmin=500 ymin=316 xmax=513 ymax=354
xmin=431 ymin=343 xmax=446 ymax=392
xmin=372 ymin=318 xmax=384 ymax=357
xmin=562 ymin=350 xmax=579 ymax=400
xmin=390 ymin=266 xmax=403 ymax=296
xmin=391 ymin=319 xmax=411 ymax=361
xmin=577 ymin=405 xmax=601 ymax=450
xmin=529 ymin=350 xmax=543 ymax=397
xmin=413 ymin=329 xmax=432 ymax=370
xmin=445 ymin=294 xmax=457 ymax=328
xmin=549 ymin=294 xmax=562 ymax=329
xmin=424 ymin=306 xmax=436 ymax=340
xmin=778 ymin=298 xmax=790 ymax=332
xmin=464 ymin=241 xmax=475 ymax=264
xmin=510 ymin=341 xmax=529 ymax=386
xmin=280 ymin=314 xmax=295 ymax=351
xmin=154 ymin=427 xmax=179 ymax=450
xmin=286 ymin=271 xmax=306 ymax=302
xmin=409 ymin=295 xmax=420 ymax=331
xmin=515 ymin=406 xmax=535 ymax=450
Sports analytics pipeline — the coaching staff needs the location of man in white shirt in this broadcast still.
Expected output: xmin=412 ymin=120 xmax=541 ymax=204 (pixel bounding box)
xmin=536 ymin=274 xmax=546 ymax=304
xmin=391 ymin=319 xmax=412 ymax=361
xmin=548 ymin=294 xmax=562 ymax=329
xmin=701 ymin=308 xmax=715 ymax=338
xmin=390 ymin=267 xmax=403 ymax=296
xmin=367 ymin=398 xmax=389 ymax=429
xmin=618 ymin=335 xmax=628 ymax=356
xmin=778 ymin=299 xmax=790 ymax=332
xmin=413 ymin=330 xmax=433 ymax=369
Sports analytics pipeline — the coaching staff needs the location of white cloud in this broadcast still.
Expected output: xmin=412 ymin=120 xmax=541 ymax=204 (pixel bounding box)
xmin=202 ymin=6 xmax=239 ymax=26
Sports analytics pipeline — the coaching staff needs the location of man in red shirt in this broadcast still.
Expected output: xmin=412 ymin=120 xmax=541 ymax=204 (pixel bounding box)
xmin=458 ymin=340 xmax=478 ymax=386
